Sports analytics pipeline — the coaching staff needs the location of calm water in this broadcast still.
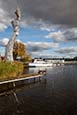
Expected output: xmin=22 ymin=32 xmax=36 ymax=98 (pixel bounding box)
xmin=0 ymin=65 xmax=77 ymax=115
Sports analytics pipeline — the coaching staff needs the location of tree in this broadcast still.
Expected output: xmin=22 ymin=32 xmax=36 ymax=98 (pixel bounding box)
xmin=13 ymin=41 xmax=32 ymax=62
xmin=24 ymin=55 xmax=32 ymax=62
xmin=13 ymin=41 xmax=26 ymax=60
xmin=5 ymin=7 xmax=21 ymax=61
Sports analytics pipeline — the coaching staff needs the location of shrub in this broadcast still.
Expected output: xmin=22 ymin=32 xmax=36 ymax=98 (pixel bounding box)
xmin=0 ymin=61 xmax=23 ymax=81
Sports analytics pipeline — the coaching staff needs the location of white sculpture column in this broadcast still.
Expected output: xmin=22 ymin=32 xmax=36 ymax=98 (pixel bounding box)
xmin=5 ymin=7 xmax=21 ymax=61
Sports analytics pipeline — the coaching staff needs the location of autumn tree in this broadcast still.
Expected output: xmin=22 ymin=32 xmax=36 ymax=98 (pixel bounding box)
xmin=13 ymin=41 xmax=32 ymax=62
xmin=24 ymin=54 xmax=32 ymax=62
xmin=13 ymin=41 xmax=26 ymax=60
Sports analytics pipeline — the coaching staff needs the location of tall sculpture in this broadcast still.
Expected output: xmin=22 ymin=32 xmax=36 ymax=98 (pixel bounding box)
xmin=5 ymin=7 xmax=21 ymax=61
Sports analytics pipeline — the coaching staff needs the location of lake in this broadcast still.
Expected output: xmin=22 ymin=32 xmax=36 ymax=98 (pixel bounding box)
xmin=0 ymin=65 xmax=77 ymax=115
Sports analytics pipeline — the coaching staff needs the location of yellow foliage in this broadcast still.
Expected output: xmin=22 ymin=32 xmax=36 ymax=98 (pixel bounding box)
xmin=24 ymin=55 xmax=32 ymax=62
xmin=13 ymin=41 xmax=26 ymax=59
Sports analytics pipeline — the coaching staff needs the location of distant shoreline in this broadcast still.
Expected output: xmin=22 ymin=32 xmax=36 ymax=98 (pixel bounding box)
xmin=64 ymin=61 xmax=77 ymax=65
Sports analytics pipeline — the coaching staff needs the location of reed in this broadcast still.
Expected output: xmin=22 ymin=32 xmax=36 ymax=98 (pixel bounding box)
xmin=0 ymin=61 xmax=23 ymax=81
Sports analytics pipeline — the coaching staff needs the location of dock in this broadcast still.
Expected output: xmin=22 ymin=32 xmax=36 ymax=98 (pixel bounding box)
xmin=0 ymin=73 xmax=43 ymax=86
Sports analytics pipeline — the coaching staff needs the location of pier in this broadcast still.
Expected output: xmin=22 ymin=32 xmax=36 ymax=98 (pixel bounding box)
xmin=0 ymin=73 xmax=43 ymax=86
xmin=0 ymin=73 xmax=44 ymax=93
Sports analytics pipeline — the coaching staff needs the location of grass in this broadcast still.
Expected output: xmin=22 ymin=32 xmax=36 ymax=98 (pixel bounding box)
xmin=0 ymin=61 xmax=23 ymax=81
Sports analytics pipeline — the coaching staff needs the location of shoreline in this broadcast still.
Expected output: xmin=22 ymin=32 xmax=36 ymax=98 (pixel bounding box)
xmin=0 ymin=61 xmax=77 ymax=82
xmin=63 ymin=61 xmax=77 ymax=65
xmin=0 ymin=72 xmax=40 ymax=82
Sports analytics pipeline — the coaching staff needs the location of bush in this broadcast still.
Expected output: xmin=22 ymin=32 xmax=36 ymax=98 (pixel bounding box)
xmin=0 ymin=61 xmax=23 ymax=81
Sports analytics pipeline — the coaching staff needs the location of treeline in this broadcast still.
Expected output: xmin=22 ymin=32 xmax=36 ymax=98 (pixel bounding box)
xmin=41 ymin=57 xmax=77 ymax=61
xmin=65 ymin=57 xmax=77 ymax=61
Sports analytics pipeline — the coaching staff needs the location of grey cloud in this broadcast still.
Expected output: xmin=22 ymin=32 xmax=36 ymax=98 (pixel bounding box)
xmin=1 ymin=0 xmax=77 ymax=27
xmin=45 ymin=28 xmax=77 ymax=42
xmin=26 ymin=41 xmax=59 ymax=52
xmin=55 ymin=47 xmax=77 ymax=54
xmin=63 ymin=29 xmax=77 ymax=41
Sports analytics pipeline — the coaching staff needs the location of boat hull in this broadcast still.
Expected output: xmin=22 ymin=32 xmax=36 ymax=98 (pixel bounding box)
xmin=29 ymin=63 xmax=53 ymax=67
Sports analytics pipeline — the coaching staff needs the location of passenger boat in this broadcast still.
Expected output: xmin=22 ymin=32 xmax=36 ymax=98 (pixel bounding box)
xmin=29 ymin=59 xmax=53 ymax=67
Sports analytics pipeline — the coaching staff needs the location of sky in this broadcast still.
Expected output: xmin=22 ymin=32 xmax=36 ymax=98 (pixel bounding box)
xmin=0 ymin=0 xmax=77 ymax=58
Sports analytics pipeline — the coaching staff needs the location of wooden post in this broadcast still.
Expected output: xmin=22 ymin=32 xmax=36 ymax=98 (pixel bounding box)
xmin=34 ymin=78 xmax=35 ymax=83
xmin=39 ymin=77 xmax=41 ymax=81
xmin=13 ymin=82 xmax=16 ymax=87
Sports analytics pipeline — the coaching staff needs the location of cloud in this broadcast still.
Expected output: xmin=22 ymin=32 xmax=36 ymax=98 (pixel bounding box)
xmin=0 ymin=38 xmax=24 ymax=46
xmin=40 ymin=23 xmax=68 ymax=32
xmin=54 ymin=46 xmax=77 ymax=58
xmin=45 ymin=28 xmax=77 ymax=42
xmin=0 ymin=1 xmax=11 ymax=31
xmin=0 ymin=38 xmax=9 ymax=46
xmin=16 ymin=39 xmax=24 ymax=44
xmin=45 ymin=31 xmax=65 ymax=42
xmin=0 ymin=0 xmax=77 ymax=31
xmin=30 ymin=52 xmax=60 ymax=58
xmin=0 ymin=23 xmax=7 ymax=31
xmin=55 ymin=47 xmax=77 ymax=55
xmin=26 ymin=41 xmax=59 ymax=52
xmin=40 ymin=26 xmax=51 ymax=32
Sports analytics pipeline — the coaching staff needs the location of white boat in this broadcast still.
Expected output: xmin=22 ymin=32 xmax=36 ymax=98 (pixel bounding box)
xmin=29 ymin=59 xmax=53 ymax=67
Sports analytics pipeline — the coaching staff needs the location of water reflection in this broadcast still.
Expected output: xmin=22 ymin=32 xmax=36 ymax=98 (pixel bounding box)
xmin=0 ymin=65 xmax=77 ymax=114
xmin=28 ymin=67 xmax=53 ymax=73
xmin=13 ymin=91 xmax=19 ymax=104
